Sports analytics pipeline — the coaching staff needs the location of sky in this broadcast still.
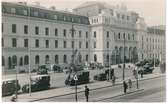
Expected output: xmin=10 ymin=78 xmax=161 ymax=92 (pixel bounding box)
xmin=2 ymin=0 xmax=165 ymax=26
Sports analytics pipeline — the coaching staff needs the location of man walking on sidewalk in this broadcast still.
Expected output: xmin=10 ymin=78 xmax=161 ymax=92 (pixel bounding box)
xmin=85 ymin=85 xmax=89 ymax=102
xmin=123 ymin=81 xmax=128 ymax=94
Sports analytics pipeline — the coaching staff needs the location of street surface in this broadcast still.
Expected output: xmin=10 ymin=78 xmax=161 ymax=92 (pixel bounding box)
xmin=37 ymin=76 xmax=165 ymax=102
xmin=2 ymin=64 xmax=134 ymax=88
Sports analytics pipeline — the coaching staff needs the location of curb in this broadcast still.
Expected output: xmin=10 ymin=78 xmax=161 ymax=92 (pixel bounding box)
xmin=93 ymin=88 xmax=144 ymax=102
xmin=29 ymin=74 xmax=165 ymax=102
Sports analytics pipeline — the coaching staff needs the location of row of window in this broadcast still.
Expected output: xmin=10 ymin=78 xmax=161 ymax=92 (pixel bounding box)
xmin=2 ymin=54 xmax=91 ymax=66
xmin=2 ymin=23 xmax=89 ymax=38
xmin=117 ymin=32 xmax=135 ymax=40
xmin=2 ymin=38 xmax=91 ymax=49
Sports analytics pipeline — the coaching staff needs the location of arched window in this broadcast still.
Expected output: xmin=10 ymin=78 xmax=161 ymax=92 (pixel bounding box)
xmin=45 ymin=55 xmax=49 ymax=64
xmin=12 ymin=55 xmax=17 ymax=66
xmin=19 ymin=57 xmax=23 ymax=66
xmin=55 ymin=55 xmax=59 ymax=64
xmin=94 ymin=54 xmax=97 ymax=62
xmin=24 ymin=55 xmax=29 ymax=65
xmin=35 ymin=55 xmax=40 ymax=64
xmin=63 ymin=55 xmax=67 ymax=63
xmin=2 ymin=56 xmax=5 ymax=66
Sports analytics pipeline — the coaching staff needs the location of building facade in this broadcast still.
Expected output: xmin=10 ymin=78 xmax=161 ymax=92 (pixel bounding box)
xmin=2 ymin=2 xmax=165 ymax=70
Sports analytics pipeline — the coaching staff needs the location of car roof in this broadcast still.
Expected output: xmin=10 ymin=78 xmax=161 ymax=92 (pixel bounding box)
xmin=2 ymin=78 xmax=17 ymax=82
xmin=31 ymin=75 xmax=49 ymax=78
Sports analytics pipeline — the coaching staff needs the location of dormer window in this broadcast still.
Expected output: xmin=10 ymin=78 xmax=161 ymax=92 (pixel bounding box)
xmin=11 ymin=8 xmax=16 ymax=14
xmin=127 ymin=16 xmax=129 ymax=20
xmin=63 ymin=16 xmax=66 ymax=21
xmin=34 ymin=11 xmax=38 ymax=16
xmin=71 ymin=18 xmax=74 ymax=22
xmin=23 ymin=10 xmax=27 ymax=15
xmin=54 ymin=15 xmax=57 ymax=19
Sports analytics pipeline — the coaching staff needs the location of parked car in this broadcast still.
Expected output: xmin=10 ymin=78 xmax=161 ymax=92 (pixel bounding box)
xmin=94 ymin=68 xmax=114 ymax=81
xmin=94 ymin=73 xmax=106 ymax=81
xmin=65 ymin=71 xmax=89 ymax=86
xmin=37 ymin=65 xmax=49 ymax=74
xmin=52 ymin=64 xmax=63 ymax=73
xmin=2 ymin=79 xmax=21 ymax=96
xmin=22 ymin=75 xmax=50 ymax=93
xmin=138 ymin=63 xmax=154 ymax=74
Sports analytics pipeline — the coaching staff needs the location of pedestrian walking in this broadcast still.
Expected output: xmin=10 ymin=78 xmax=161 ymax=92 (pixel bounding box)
xmin=85 ymin=85 xmax=89 ymax=102
xmin=112 ymin=75 xmax=116 ymax=85
xmin=140 ymin=70 xmax=143 ymax=78
xmin=123 ymin=81 xmax=128 ymax=94
xmin=128 ymin=79 xmax=132 ymax=89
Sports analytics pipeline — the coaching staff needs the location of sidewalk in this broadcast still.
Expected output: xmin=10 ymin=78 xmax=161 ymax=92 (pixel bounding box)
xmin=2 ymin=72 xmax=165 ymax=102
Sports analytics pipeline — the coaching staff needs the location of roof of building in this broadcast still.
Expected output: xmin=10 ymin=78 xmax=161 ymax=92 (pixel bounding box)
xmin=2 ymin=2 xmax=90 ymax=25
xmin=74 ymin=1 xmax=114 ymax=10
xmin=147 ymin=25 xmax=165 ymax=34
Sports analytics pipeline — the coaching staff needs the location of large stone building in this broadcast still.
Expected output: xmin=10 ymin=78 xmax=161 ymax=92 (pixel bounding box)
xmin=2 ymin=1 xmax=165 ymax=70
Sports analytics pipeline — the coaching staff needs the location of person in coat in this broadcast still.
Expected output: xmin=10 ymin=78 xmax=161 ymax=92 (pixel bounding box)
xmin=85 ymin=85 xmax=89 ymax=102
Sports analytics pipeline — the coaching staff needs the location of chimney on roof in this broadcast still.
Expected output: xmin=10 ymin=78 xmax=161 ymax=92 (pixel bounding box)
xmin=49 ymin=6 xmax=56 ymax=10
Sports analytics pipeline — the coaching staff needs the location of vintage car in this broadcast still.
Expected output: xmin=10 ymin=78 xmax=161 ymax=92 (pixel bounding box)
xmin=37 ymin=65 xmax=49 ymax=74
xmin=138 ymin=63 xmax=154 ymax=74
xmin=65 ymin=71 xmax=89 ymax=86
xmin=94 ymin=69 xmax=114 ymax=81
xmin=22 ymin=75 xmax=50 ymax=93
xmin=2 ymin=79 xmax=21 ymax=96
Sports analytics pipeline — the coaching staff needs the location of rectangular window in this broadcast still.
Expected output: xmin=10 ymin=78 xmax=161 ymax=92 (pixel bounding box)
xmin=46 ymin=40 xmax=49 ymax=48
xmin=55 ymin=28 xmax=58 ymax=36
xmin=107 ymin=41 xmax=109 ymax=48
xmin=107 ymin=31 xmax=109 ymax=38
xmin=2 ymin=38 xmax=4 ymax=47
xmin=86 ymin=54 xmax=89 ymax=61
xmin=79 ymin=41 xmax=82 ymax=48
xmin=86 ymin=31 xmax=88 ymax=38
xmin=94 ymin=42 xmax=96 ymax=48
xmin=64 ymin=41 xmax=66 ymax=48
xmin=45 ymin=27 xmax=49 ymax=35
xmin=24 ymin=25 xmax=28 ymax=34
xmin=12 ymin=24 xmax=16 ymax=33
xmin=128 ymin=33 xmax=130 ymax=40
xmin=35 ymin=39 xmax=39 ymax=48
xmin=94 ymin=31 xmax=96 ymax=38
xmin=63 ymin=29 xmax=66 ymax=37
xmin=24 ymin=39 xmax=28 ymax=48
xmin=35 ymin=26 xmax=39 ymax=35
xmin=55 ymin=55 xmax=59 ymax=64
xmin=2 ymin=23 xmax=3 ymax=32
xmin=79 ymin=31 xmax=82 ymax=38
xmin=12 ymin=38 xmax=17 ymax=47
xmin=86 ymin=41 xmax=88 ymax=48
xmin=55 ymin=40 xmax=58 ymax=48
xmin=71 ymin=41 xmax=74 ymax=48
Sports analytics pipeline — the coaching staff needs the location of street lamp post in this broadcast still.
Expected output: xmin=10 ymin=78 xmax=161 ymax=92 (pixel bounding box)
xmin=70 ymin=24 xmax=78 ymax=102
xmin=123 ymin=34 xmax=125 ymax=80
xmin=14 ymin=64 xmax=18 ymax=99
